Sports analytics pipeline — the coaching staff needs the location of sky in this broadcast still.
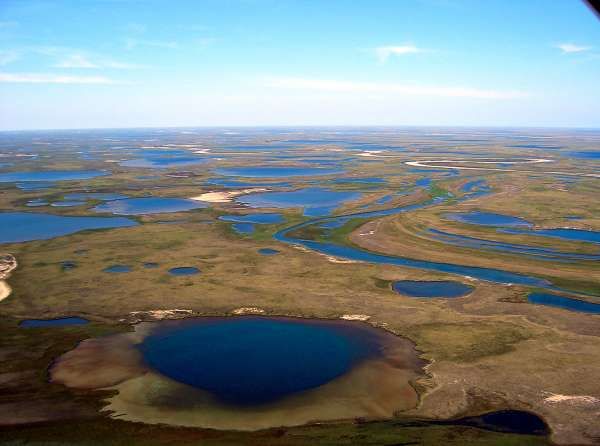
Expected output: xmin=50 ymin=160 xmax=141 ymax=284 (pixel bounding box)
xmin=0 ymin=0 xmax=599 ymax=130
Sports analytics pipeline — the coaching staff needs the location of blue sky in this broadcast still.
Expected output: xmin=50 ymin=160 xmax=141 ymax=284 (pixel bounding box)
xmin=1 ymin=0 xmax=599 ymax=130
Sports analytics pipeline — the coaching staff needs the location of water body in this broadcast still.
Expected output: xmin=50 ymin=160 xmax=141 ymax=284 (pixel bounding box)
xmin=258 ymin=248 xmax=280 ymax=255
xmin=427 ymin=228 xmax=600 ymax=262
xmin=500 ymin=227 xmax=600 ymax=245
xmin=567 ymin=151 xmax=600 ymax=160
xmin=445 ymin=211 xmax=532 ymax=228
xmin=19 ymin=317 xmax=90 ymax=328
xmin=214 ymin=166 xmax=345 ymax=178
xmin=168 ymin=266 xmax=200 ymax=276
xmin=143 ymin=262 xmax=159 ymax=269
xmin=16 ymin=181 xmax=55 ymax=191
xmin=219 ymin=213 xmax=285 ymax=234
xmin=61 ymin=260 xmax=77 ymax=271
xmin=415 ymin=177 xmax=432 ymax=188
xmin=392 ymin=280 xmax=474 ymax=298
xmin=273 ymin=200 xmax=556 ymax=289
xmin=0 ymin=170 xmax=109 ymax=182
xmin=138 ymin=317 xmax=386 ymax=405
xmin=527 ymin=292 xmax=600 ymax=314
xmin=0 ymin=212 xmax=137 ymax=244
xmin=103 ymin=265 xmax=132 ymax=273
xmin=238 ymin=188 xmax=361 ymax=217
xmin=93 ymin=197 xmax=206 ymax=215
xmin=375 ymin=195 xmax=393 ymax=205
xmin=438 ymin=410 xmax=549 ymax=436
xmin=121 ymin=156 xmax=208 ymax=168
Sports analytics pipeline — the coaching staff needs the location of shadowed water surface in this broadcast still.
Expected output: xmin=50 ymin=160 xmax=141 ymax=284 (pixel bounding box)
xmin=19 ymin=317 xmax=89 ymax=328
xmin=168 ymin=267 xmax=200 ymax=276
xmin=214 ymin=166 xmax=345 ymax=178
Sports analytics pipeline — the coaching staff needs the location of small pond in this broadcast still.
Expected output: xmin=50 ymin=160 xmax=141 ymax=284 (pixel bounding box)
xmin=103 ymin=265 xmax=132 ymax=273
xmin=392 ymin=280 xmax=474 ymax=298
xmin=168 ymin=267 xmax=200 ymax=276
xmin=445 ymin=211 xmax=532 ymax=228
xmin=258 ymin=248 xmax=280 ymax=255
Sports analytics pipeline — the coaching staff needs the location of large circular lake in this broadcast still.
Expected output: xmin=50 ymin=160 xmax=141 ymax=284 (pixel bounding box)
xmin=138 ymin=317 xmax=383 ymax=405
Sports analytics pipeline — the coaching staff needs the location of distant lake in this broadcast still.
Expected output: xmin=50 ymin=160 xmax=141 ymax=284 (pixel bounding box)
xmin=214 ymin=166 xmax=345 ymax=178
xmin=0 ymin=212 xmax=137 ymax=244
xmin=92 ymin=197 xmax=206 ymax=215
xmin=63 ymin=193 xmax=128 ymax=201
xmin=238 ymin=187 xmax=361 ymax=217
xmin=121 ymin=156 xmax=209 ymax=168
xmin=445 ymin=211 xmax=532 ymax=227
xmin=0 ymin=170 xmax=109 ymax=182
xmin=567 ymin=151 xmax=600 ymax=159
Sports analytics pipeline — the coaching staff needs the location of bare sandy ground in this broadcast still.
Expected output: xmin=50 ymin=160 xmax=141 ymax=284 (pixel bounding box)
xmin=190 ymin=188 xmax=267 ymax=203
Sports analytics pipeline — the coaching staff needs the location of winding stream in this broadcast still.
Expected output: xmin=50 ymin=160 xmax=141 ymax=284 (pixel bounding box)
xmin=273 ymin=189 xmax=596 ymax=296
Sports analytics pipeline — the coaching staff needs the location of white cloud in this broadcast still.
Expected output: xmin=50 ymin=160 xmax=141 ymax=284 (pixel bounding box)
xmin=124 ymin=38 xmax=178 ymax=50
xmin=54 ymin=53 xmax=145 ymax=69
xmin=266 ymin=77 xmax=527 ymax=99
xmin=0 ymin=72 xmax=118 ymax=84
xmin=0 ymin=50 xmax=19 ymax=66
xmin=375 ymin=45 xmax=422 ymax=62
xmin=556 ymin=43 xmax=591 ymax=53
xmin=54 ymin=54 xmax=98 ymax=68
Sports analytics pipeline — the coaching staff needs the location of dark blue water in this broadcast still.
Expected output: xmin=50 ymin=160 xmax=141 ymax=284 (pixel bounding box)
xmin=92 ymin=197 xmax=206 ymax=215
xmin=446 ymin=211 xmax=532 ymax=227
xmin=143 ymin=262 xmax=159 ymax=269
xmin=238 ymin=188 xmax=361 ymax=217
xmin=168 ymin=266 xmax=200 ymax=276
xmin=61 ymin=260 xmax=77 ymax=271
xmin=0 ymin=212 xmax=137 ymax=244
xmin=139 ymin=317 xmax=381 ymax=405
xmin=567 ymin=151 xmax=600 ymax=159
xmin=500 ymin=228 xmax=600 ymax=245
xmin=273 ymin=201 xmax=554 ymax=289
xmin=214 ymin=167 xmax=345 ymax=178
xmin=258 ymin=248 xmax=280 ymax=255
xmin=427 ymin=228 xmax=600 ymax=262
xmin=103 ymin=265 xmax=132 ymax=273
xmin=527 ymin=292 xmax=600 ymax=314
xmin=441 ymin=410 xmax=549 ymax=435
xmin=0 ymin=170 xmax=109 ymax=182
xmin=63 ymin=193 xmax=128 ymax=201
xmin=415 ymin=178 xmax=432 ymax=188
xmin=19 ymin=317 xmax=89 ymax=328
xmin=392 ymin=280 xmax=474 ymax=298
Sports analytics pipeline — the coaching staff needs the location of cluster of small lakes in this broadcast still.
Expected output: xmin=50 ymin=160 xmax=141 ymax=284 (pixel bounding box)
xmin=0 ymin=129 xmax=599 ymax=445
